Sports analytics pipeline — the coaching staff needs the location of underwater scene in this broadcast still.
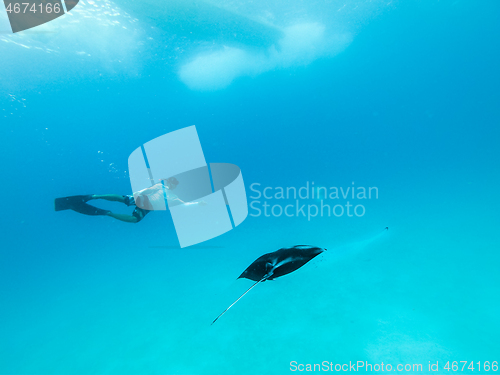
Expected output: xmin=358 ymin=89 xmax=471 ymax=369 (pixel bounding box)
xmin=1 ymin=0 xmax=499 ymax=374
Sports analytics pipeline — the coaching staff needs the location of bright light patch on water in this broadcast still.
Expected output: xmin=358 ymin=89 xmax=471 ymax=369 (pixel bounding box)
xmin=175 ymin=0 xmax=390 ymax=90
xmin=0 ymin=0 xmax=144 ymax=90
xmin=0 ymin=0 xmax=393 ymax=91
xmin=179 ymin=23 xmax=352 ymax=90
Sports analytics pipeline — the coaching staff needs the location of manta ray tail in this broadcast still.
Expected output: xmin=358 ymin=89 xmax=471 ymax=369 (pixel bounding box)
xmin=211 ymin=276 xmax=267 ymax=325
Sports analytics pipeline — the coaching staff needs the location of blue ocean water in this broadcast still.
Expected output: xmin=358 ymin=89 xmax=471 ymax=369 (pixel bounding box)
xmin=1 ymin=0 xmax=499 ymax=374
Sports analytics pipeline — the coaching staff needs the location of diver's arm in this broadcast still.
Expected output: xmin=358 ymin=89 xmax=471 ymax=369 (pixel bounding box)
xmin=171 ymin=197 xmax=207 ymax=206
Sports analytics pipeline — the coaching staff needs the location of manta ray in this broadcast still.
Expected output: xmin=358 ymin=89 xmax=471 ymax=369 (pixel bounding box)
xmin=212 ymin=245 xmax=326 ymax=324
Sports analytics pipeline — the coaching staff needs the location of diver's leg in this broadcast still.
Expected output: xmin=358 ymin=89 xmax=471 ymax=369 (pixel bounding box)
xmin=91 ymin=194 xmax=127 ymax=204
xmin=106 ymin=207 xmax=150 ymax=224
xmin=106 ymin=212 xmax=138 ymax=223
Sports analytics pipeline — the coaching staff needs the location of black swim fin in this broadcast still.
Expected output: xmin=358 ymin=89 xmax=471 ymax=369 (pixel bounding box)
xmin=54 ymin=195 xmax=110 ymax=216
